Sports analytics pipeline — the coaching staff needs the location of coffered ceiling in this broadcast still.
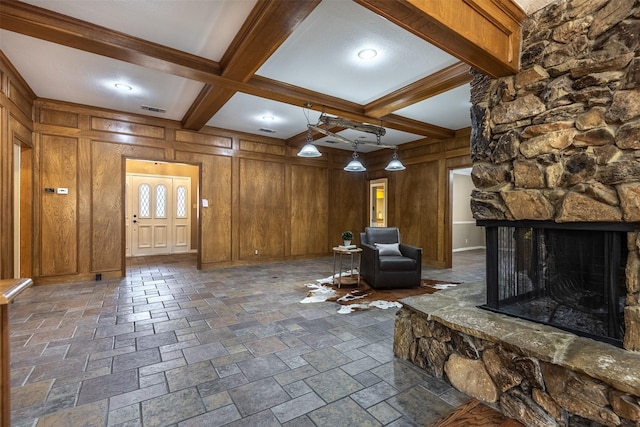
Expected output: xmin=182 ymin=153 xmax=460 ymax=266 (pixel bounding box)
xmin=0 ymin=0 xmax=546 ymax=153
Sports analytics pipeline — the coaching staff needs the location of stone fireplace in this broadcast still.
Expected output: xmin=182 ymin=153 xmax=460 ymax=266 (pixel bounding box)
xmin=394 ymin=0 xmax=640 ymax=425
xmin=480 ymin=220 xmax=631 ymax=347
xmin=467 ymin=0 xmax=640 ymax=353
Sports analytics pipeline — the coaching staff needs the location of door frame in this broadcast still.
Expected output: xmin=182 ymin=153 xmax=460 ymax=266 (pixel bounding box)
xmin=13 ymin=139 xmax=33 ymax=279
xmin=368 ymin=178 xmax=387 ymax=228
xmin=122 ymin=157 xmax=202 ymax=271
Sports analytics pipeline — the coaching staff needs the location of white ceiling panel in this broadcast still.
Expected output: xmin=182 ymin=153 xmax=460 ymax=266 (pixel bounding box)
xmin=256 ymin=0 xmax=460 ymax=105
xmin=395 ymin=84 xmax=473 ymax=131
xmin=206 ymin=92 xmax=324 ymax=139
xmin=20 ymin=0 xmax=257 ymax=60
xmin=0 ymin=30 xmax=204 ymax=120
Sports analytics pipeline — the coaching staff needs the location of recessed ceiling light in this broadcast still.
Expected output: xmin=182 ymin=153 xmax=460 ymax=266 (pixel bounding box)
xmin=357 ymin=49 xmax=377 ymax=60
xmin=114 ymin=83 xmax=132 ymax=91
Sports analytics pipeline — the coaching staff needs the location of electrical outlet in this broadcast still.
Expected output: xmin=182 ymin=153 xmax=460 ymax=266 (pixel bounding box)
xmin=255 ymin=249 xmax=258 ymax=255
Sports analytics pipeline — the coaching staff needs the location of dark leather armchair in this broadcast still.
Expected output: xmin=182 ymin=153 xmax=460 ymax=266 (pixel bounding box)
xmin=359 ymin=227 xmax=422 ymax=289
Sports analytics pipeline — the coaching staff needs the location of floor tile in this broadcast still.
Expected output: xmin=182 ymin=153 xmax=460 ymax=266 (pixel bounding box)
xmin=77 ymin=370 xmax=138 ymax=406
xmin=308 ymin=396 xmax=382 ymax=427
xmin=141 ymin=387 xmax=206 ymax=427
xmin=236 ymin=353 xmax=289 ymax=381
xmin=9 ymin=251 xmax=486 ymax=426
xmin=305 ymin=367 xmax=364 ymax=403
xmin=270 ymin=391 xmax=326 ymax=423
xmin=227 ymin=377 xmax=290 ymax=416
xmin=165 ymin=360 xmax=218 ymax=392
xmin=387 ymin=385 xmax=455 ymax=426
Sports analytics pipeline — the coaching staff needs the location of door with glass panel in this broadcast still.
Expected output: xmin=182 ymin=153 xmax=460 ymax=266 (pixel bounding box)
xmin=172 ymin=177 xmax=191 ymax=254
xmin=127 ymin=174 xmax=191 ymax=256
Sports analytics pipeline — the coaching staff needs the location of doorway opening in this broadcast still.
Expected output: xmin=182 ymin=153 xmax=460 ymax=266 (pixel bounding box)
xmin=125 ymin=159 xmax=199 ymax=264
xmin=448 ymin=166 xmax=485 ymax=270
xmin=369 ymin=178 xmax=387 ymax=228
xmin=451 ymin=168 xmax=484 ymax=253
xmin=14 ymin=140 xmax=33 ymax=278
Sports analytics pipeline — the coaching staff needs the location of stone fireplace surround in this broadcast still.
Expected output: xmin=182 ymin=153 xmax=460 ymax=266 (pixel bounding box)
xmin=394 ymin=0 xmax=640 ymax=425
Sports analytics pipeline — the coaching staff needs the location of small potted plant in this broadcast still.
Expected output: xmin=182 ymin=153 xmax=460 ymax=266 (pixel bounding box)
xmin=341 ymin=231 xmax=353 ymax=246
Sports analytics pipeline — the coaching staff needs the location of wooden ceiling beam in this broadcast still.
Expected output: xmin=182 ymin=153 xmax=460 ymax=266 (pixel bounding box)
xmin=181 ymin=0 xmax=322 ymax=130
xmin=354 ymin=0 xmax=524 ymax=78
xmin=365 ymin=61 xmax=472 ymax=118
xmin=0 ymin=1 xmax=221 ymax=82
xmin=0 ymin=0 xmax=461 ymax=139
xmin=249 ymin=76 xmax=453 ymax=139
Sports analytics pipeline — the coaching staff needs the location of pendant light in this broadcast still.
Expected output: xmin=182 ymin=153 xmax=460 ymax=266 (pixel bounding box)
xmin=385 ymin=148 xmax=406 ymax=171
xmin=297 ymin=128 xmax=322 ymax=157
xmin=344 ymin=143 xmax=366 ymax=172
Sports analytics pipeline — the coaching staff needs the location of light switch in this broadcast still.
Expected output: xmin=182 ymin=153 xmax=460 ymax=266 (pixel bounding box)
xmin=57 ymin=188 xmax=69 ymax=194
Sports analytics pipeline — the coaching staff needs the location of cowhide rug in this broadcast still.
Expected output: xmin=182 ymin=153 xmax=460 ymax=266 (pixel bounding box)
xmin=301 ymin=271 xmax=460 ymax=314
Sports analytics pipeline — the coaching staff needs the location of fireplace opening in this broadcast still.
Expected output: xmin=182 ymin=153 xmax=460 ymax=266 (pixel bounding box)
xmin=478 ymin=221 xmax=630 ymax=347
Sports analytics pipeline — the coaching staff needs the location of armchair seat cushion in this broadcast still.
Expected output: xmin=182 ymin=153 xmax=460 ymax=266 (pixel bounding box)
xmin=379 ymin=256 xmax=416 ymax=271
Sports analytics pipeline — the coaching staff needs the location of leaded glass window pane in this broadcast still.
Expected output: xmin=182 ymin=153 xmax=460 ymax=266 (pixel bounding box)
xmin=156 ymin=184 xmax=167 ymax=218
xmin=139 ymin=183 xmax=150 ymax=217
xmin=177 ymin=186 xmax=187 ymax=218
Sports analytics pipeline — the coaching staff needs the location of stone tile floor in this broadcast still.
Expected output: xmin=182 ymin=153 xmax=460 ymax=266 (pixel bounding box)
xmin=9 ymin=250 xmax=485 ymax=427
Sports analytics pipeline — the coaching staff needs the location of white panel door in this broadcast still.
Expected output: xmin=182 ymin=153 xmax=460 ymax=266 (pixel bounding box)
xmin=172 ymin=178 xmax=191 ymax=253
xmin=130 ymin=175 xmax=173 ymax=256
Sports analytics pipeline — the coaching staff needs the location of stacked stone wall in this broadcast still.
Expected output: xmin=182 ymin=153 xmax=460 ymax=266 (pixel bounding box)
xmin=469 ymin=0 xmax=640 ymax=352
xmin=470 ymin=0 xmax=640 ymax=222
xmin=395 ymin=307 xmax=640 ymax=426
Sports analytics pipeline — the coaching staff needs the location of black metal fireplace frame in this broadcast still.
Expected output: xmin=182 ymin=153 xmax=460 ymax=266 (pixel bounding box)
xmin=478 ymin=220 xmax=633 ymax=347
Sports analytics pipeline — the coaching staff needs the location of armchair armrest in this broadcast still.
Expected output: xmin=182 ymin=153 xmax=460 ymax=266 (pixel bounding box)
xmin=399 ymin=243 xmax=422 ymax=262
xmin=360 ymin=242 xmax=379 ymax=283
xmin=360 ymin=242 xmax=379 ymax=265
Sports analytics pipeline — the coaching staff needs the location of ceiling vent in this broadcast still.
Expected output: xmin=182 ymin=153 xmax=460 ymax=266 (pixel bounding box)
xmin=141 ymin=105 xmax=166 ymax=113
xmin=259 ymin=128 xmax=277 ymax=134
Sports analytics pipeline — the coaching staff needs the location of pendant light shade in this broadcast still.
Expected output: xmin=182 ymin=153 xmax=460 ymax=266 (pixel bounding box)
xmin=344 ymin=151 xmax=366 ymax=172
xmin=297 ymin=128 xmax=322 ymax=157
xmin=297 ymin=143 xmax=322 ymax=157
xmin=385 ymin=150 xmax=406 ymax=171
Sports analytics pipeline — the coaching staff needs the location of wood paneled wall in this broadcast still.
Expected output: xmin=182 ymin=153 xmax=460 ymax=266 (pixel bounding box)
xmin=366 ymin=129 xmax=473 ymax=268
xmin=23 ymin=97 xmax=368 ymax=283
xmin=0 ymin=52 xmax=470 ymax=282
xmin=0 ymin=51 xmax=35 ymax=280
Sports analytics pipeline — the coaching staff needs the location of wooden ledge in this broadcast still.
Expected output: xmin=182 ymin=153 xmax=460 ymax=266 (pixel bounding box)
xmin=0 ymin=278 xmax=33 ymax=305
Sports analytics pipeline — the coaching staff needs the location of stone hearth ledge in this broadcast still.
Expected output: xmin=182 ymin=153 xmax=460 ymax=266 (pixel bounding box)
xmin=400 ymin=282 xmax=640 ymax=397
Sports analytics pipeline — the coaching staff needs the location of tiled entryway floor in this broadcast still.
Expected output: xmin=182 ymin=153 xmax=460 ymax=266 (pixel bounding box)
xmin=9 ymin=250 xmax=485 ymax=427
